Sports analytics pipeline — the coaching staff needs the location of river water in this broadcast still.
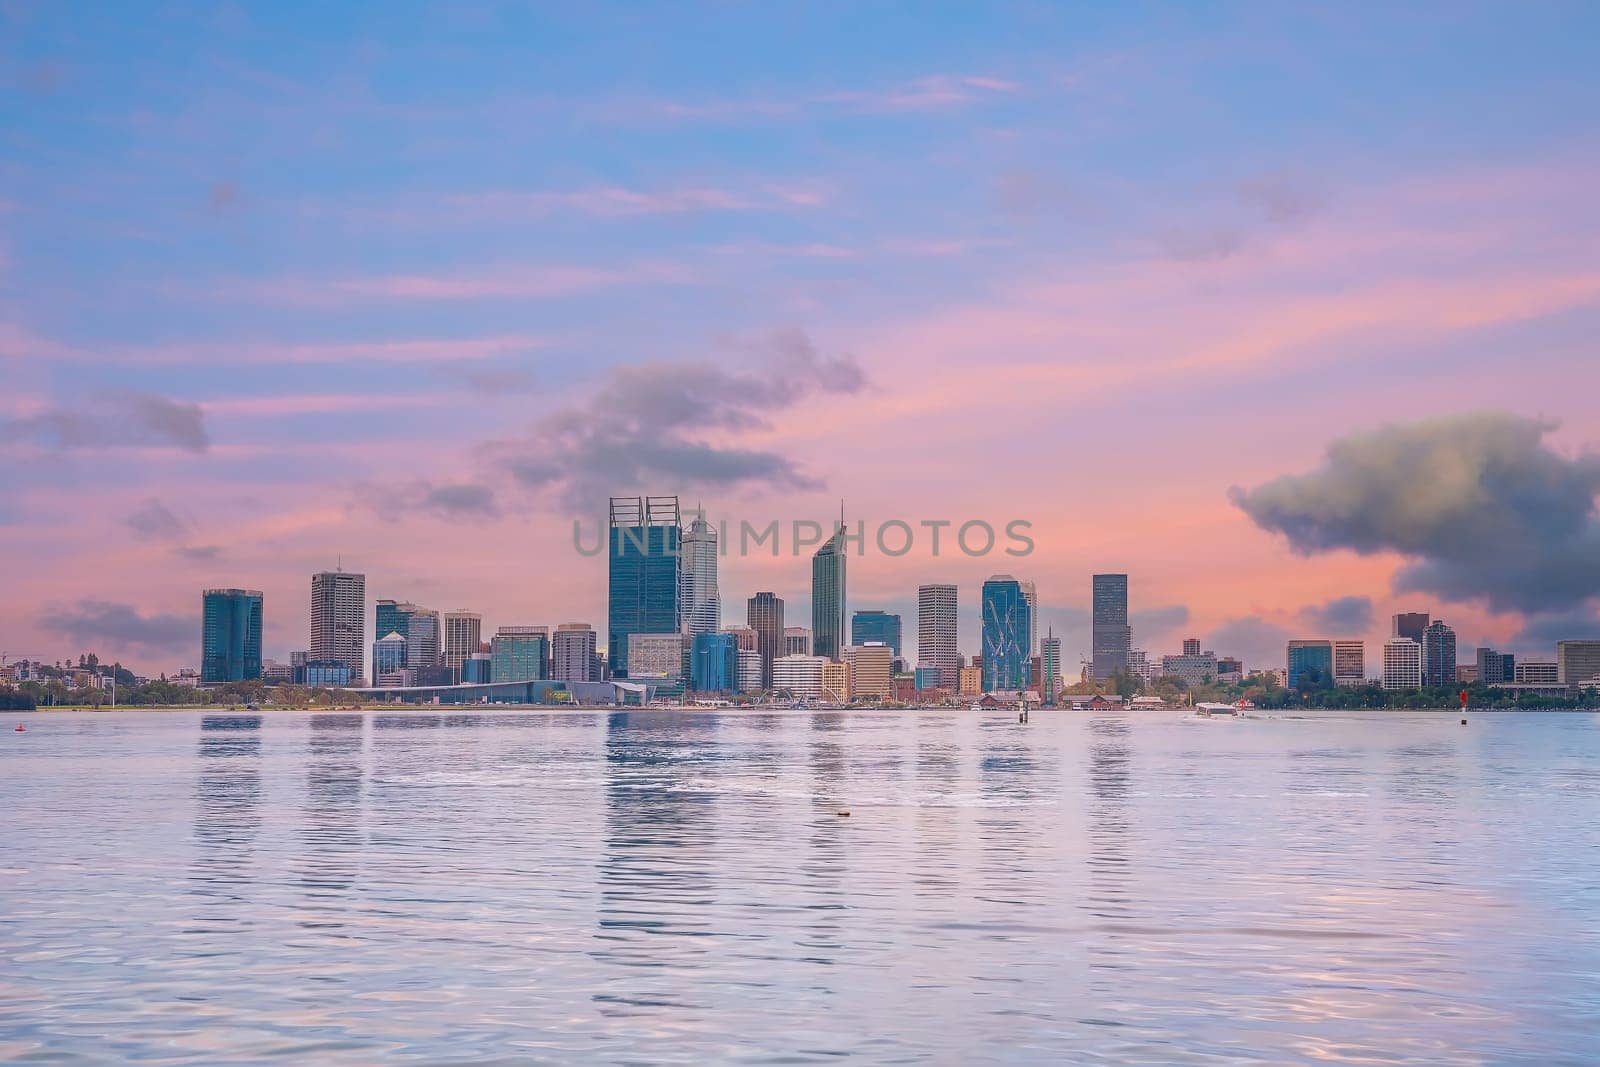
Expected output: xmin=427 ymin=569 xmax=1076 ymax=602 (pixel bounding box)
xmin=2 ymin=708 xmax=1597 ymax=1064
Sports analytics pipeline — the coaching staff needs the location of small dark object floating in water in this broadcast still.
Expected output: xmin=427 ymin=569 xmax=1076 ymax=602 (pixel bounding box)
xmin=836 ymin=810 xmax=850 ymax=817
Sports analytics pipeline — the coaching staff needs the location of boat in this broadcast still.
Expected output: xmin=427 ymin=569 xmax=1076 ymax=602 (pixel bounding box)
xmin=1195 ymin=702 xmax=1239 ymax=719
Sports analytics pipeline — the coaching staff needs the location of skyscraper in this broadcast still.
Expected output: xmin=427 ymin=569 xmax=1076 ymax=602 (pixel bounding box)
xmin=811 ymin=523 xmax=847 ymax=660
xmin=491 ymin=625 xmax=549 ymax=682
xmin=1383 ymin=637 xmax=1422 ymax=689
xmin=784 ymin=626 xmax=812 ymax=656
xmin=1040 ymin=632 xmax=1063 ymax=705
xmin=747 ymin=592 xmax=784 ymax=690
xmin=443 ymin=610 xmax=482 ymax=681
xmin=1019 ymin=580 xmax=1037 ymax=656
xmin=311 ymin=569 xmax=365 ymax=684
xmin=680 ymin=512 xmax=720 ymax=639
xmin=982 ymin=575 xmax=1030 ymax=691
xmin=851 ymin=610 xmax=902 ymax=657
xmin=201 ymin=588 xmax=263 ymax=684
xmin=608 ymin=496 xmax=682 ymax=678
xmin=372 ymin=632 xmax=408 ymax=680
xmin=917 ymin=583 xmax=959 ymax=690
xmin=1286 ymin=639 xmax=1334 ymax=689
xmin=1422 ymin=619 xmax=1456 ymax=687
xmin=1393 ymin=612 xmax=1430 ymax=644
xmin=691 ymin=632 xmax=738 ymax=694
xmin=1091 ymin=573 xmax=1130 ymax=681
xmin=843 ymin=643 xmax=892 ymax=701
xmin=375 ymin=599 xmax=409 ymax=644
xmin=1476 ymin=646 xmax=1515 ymax=685
xmin=1556 ymin=641 xmax=1600 ymax=686
xmin=1334 ymin=640 xmax=1366 ymax=686
xmin=406 ymin=607 xmax=441 ymax=668
xmin=552 ymin=623 xmax=597 ymax=682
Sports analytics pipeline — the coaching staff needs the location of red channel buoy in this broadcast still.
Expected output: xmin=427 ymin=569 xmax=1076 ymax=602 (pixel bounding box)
xmin=14 ymin=724 xmax=24 ymax=732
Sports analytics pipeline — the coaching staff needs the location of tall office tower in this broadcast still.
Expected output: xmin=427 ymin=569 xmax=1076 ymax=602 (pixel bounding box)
xmin=680 ymin=512 xmax=720 ymax=639
xmin=311 ymin=569 xmax=365 ymax=683
xmin=372 ymin=632 xmax=408 ymax=680
xmin=981 ymin=575 xmax=1031 ymax=691
xmin=784 ymin=626 xmax=812 ymax=656
xmin=842 ymin=643 xmax=893 ymax=701
xmin=1019 ymin=580 xmax=1038 ymax=656
xmin=851 ymin=610 xmax=902 ymax=657
xmin=442 ymin=610 xmax=482 ymax=681
xmin=811 ymin=524 xmax=847 ymax=660
xmin=1182 ymin=637 xmax=1202 ymax=657
xmin=201 ymin=588 xmax=263 ymax=684
xmin=1393 ymin=612 xmax=1430 ymax=644
xmin=1556 ymin=640 xmax=1600 ymax=686
xmin=746 ymin=592 xmax=785 ymax=689
xmin=1476 ymin=646 xmax=1515 ymax=685
xmin=552 ymin=623 xmax=597 ymax=682
xmin=1040 ymin=632 xmax=1063 ymax=705
xmin=1286 ymin=639 xmax=1334 ymax=689
xmin=1334 ymin=640 xmax=1366 ymax=686
xmin=691 ymin=632 xmax=738 ymax=693
xmin=491 ymin=625 xmax=549 ymax=682
xmin=1091 ymin=573 xmax=1130 ymax=681
xmin=375 ymin=599 xmax=408 ymax=643
xmin=1383 ymin=637 xmax=1423 ymax=689
xmin=608 ymin=496 xmax=682 ymax=678
xmin=725 ymin=626 xmax=759 ymax=653
xmin=917 ymin=583 xmax=959 ymax=690
xmin=406 ymin=608 xmax=441 ymax=667
xmin=1422 ymin=619 xmax=1456 ymax=687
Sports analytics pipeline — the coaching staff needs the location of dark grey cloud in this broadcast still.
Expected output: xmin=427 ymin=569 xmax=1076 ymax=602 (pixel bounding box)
xmin=1512 ymin=607 xmax=1600 ymax=654
xmin=125 ymin=498 xmax=191 ymax=541
xmin=41 ymin=600 xmax=194 ymax=654
xmin=1132 ymin=604 xmax=1191 ymax=643
xmin=1 ymin=391 xmax=209 ymax=453
xmin=361 ymin=479 xmax=500 ymax=520
xmin=1205 ymin=616 xmax=1292 ymax=671
xmin=484 ymin=327 xmax=864 ymax=509
xmin=1231 ymin=412 xmax=1600 ymax=616
xmin=177 ymin=544 xmax=222 ymax=561
xmin=1298 ymin=595 xmax=1373 ymax=634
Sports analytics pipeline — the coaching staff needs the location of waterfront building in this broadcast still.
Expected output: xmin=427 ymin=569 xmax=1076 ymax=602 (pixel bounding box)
xmin=914 ymin=666 xmax=943 ymax=691
xmin=843 ymin=643 xmax=893 ymax=701
xmin=1040 ymin=633 xmax=1063 ymax=705
xmin=1333 ymin=640 xmax=1366 ymax=686
xmin=1091 ymin=573 xmax=1131 ymax=680
xmin=851 ymin=610 xmax=902 ymax=657
xmin=1422 ymin=620 xmax=1456 ymax=687
xmin=1557 ymin=640 xmax=1600 ymax=686
xmin=1516 ymin=659 xmax=1559 ymax=685
xmin=1020 ymin=580 xmax=1038 ymax=656
xmin=201 ymin=588 xmax=263 ymax=684
xmin=773 ymin=654 xmax=826 ymax=699
xmin=1392 ymin=612 xmax=1429 ymax=644
xmin=261 ymin=660 xmax=294 ymax=685
xmin=552 ymin=623 xmax=597 ymax=682
xmin=1215 ymin=655 xmax=1245 ymax=684
xmin=1161 ymin=650 xmax=1219 ymax=687
xmin=491 ymin=626 xmax=549 ymax=682
xmin=1476 ymin=646 xmax=1515 ymax=686
xmin=372 ymin=631 xmax=408 ymax=678
xmin=737 ymin=649 xmax=763 ymax=693
xmin=784 ymin=626 xmax=812 ymax=656
xmin=1458 ymin=664 xmax=1479 ymax=684
xmin=303 ymin=660 xmax=351 ymax=688
xmin=680 ymin=512 xmax=720 ymax=639
xmin=406 ymin=608 xmax=441 ymax=668
xmin=917 ymin=583 xmax=959 ymax=690
xmin=690 ymin=632 xmax=737 ymax=693
xmin=608 ymin=495 xmax=682 ymax=678
xmin=462 ymin=652 xmax=492 ymax=684
xmin=821 ymin=660 xmax=852 ymax=702
xmin=982 ymin=575 xmax=1031 ymax=691
xmin=1286 ymin=639 xmax=1334 ymax=689
xmin=747 ymin=592 xmax=785 ymax=689
xmin=812 ymin=525 xmax=848 ymax=660
xmin=1383 ymin=637 xmax=1423 ymax=690
xmin=958 ymin=665 xmax=983 ymax=695
xmin=311 ymin=569 xmax=365 ymax=684
xmin=443 ymin=610 xmax=482 ymax=682
xmin=1127 ymin=648 xmax=1159 ymax=685
xmin=628 ymin=632 xmax=687 ymax=680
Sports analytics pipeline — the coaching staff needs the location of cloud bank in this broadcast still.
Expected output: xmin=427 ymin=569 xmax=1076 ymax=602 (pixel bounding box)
xmin=0 ymin=392 xmax=209 ymax=453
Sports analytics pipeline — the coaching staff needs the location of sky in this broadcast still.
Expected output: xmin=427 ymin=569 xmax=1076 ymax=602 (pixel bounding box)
xmin=3 ymin=1 xmax=1599 ymax=676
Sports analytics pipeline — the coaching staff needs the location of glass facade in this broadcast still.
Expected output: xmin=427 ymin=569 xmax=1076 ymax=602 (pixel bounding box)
xmin=811 ymin=528 xmax=847 ymax=660
xmin=607 ymin=496 xmax=681 ymax=678
xmin=691 ymin=632 xmax=738 ymax=693
xmin=1423 ymin=621 xmax=1456 ymax=687
xmin=491 ymin=628 xmax=549 ymax=682
xmin=372 ymin=633 xmax=408 ymax=676
xmin=981 ymin=577 xmax=1030 ymax=691
xmin=1091 ymin=573 xmax=1130 ymax=681
xmin=851 ymin=610 xmax=902 ymax=657
xmin=1286 ymin=640 xmax=1334 ymax=689
xmin=201 ymin=588 xmax=263 ymax=684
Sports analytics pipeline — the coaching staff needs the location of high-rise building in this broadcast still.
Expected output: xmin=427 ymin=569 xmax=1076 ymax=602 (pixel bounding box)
xmin=1516 ymin=660 xmax=1559 ymax=685
xmin=311 ymin=569 xmax=365 ymax=684
xmin=1040 ymin=633 xmax=1063 ymax=705
xmin=784 ymin=626 xmax=812 ymax=656
xmin=851 ymin=610 xmax=901 ymax=657
xmin=917 ymin=583 xmax=959 ymax=690
xmin=1557 ymin=640 xmax=1600 ymax=686
xmin=443 ymin=610 xmax=482 ymax=681
xmin=1475 ymin=646 xmax=1515 ymax=686
xmin=461 ymin=653 xmax=492 ymax=684
xmin=680 ymin=512 xmax=720 ymax=639
xmin=1393 ymin=612 xmax=1430 ymax=644
xmin=552 ymin=623 xmax=597 ymax=682
xmin=725 ymin=626 xmax=759 ymax=653
xmin=690 ymin=632 xmax=738 ymax=694
xmin=747 ymin=592 xmax=784 ymax=689
xmin=491 ymin=626 xmax=549 ymax=682
xmin=1091 ymin=573 xmax=1130 ymax=681
xmin=773 ymin=654 xmax=826 ymax=699
xmin=402 ymin=607 xmax=441 ymax=668
xmin=1182 ymin=637 xmax=1202 ymax=657
xmin=1019 ymin=580 xmax=1038 ymax=656
xmin=1383 ymin=637 xmax=1422 ymax=690
xmin=1286 ymin=639 xmax=1334 ymax=689
xmin=1333 ymin=640 xmax=1366 ymax=686
xmin=843 ymin=643 xmax=893 ymax=701
xmin=372 ymin=631 xmax=408 ymax=679
xmin=1161 ymin=649 xmax=1218 ymax=687
xmin=981 ymin=575 xmax=1030 ymax=691
xmin=375 ymin=600 xmax=409 ymax=645
xmin=821 ymin=660 xmax=852 ymax=702
xmin=201 ymin=588 xmax=263 ymax=684
xmin=811 ymin=524 xmax=847 ymax=660
xmin=1422 ymin=620 xmax=1456 ymax=688
xmin=627 ymin=633 xmax=686 ymax=682
xmin=736 ymin=648 xmax=763 ymax=693
xmin=608 ymin=495 xmax=682 ymax=679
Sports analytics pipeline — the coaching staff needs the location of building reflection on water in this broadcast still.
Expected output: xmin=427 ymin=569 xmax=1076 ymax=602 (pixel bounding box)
xmin=297 ymin=713 xmax=366 ymax=929
xmin=1085 ymin=714 xmax=1134 ymax=987
xmin=190 ymin=714 xmax=263 ymax=913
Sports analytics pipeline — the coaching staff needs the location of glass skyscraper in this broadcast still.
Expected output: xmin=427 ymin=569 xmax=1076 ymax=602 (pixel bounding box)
xmin=608 ymin=496 xmax=681 ymax=678
xmin=811 ymin=524 xmax=847 ymax=660
xmin=491 ymin=626 xmax=549 ymax=682
xmin=1287 ymin=639 xmax=1334 ymax=689
xmin=981 ymin=575 xmax=1030 ymax=691
xmin=680 ymin=513 xmax=720 ymax=639
xmin=851 ymin=610 xmax=901 ymax=657
xmin=1091 ymin=573 xmax=1130 ymax=681
xmin=690 ymin=632 xmax=738 ymax=693
xmin=201 ymin=588 xmax=263 ymax=684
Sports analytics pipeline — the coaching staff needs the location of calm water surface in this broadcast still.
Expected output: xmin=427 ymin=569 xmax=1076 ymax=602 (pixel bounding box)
xmin=2 ymin=709 xmax=1598 ymax=1064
